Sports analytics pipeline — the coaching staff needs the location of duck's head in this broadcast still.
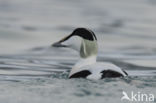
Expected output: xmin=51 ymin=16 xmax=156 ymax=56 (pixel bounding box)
xmin=52 ymin=28 xmax=98 ymax=59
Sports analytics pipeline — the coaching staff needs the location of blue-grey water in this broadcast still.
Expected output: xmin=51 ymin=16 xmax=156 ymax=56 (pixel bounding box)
xmin=0 ymin=0 xmax=156 ymax=103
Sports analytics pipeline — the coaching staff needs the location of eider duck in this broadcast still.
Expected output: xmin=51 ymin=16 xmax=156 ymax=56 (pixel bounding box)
xmin=52 ymin=28 xmax=128 ymax=80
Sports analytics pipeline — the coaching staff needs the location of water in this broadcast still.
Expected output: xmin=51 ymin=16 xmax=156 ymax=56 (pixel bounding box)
xmin=0 ymin=0 xmax=156 ymax=103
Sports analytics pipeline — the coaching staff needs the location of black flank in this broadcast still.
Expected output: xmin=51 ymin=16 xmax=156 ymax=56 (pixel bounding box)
xmin=101 ymin=70 xmax=124 ymax=79
xmin=69 ymin=70 xmax=91 ymax=78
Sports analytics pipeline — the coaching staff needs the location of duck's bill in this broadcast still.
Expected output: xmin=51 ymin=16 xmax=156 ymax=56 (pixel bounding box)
xmin=52 ymin=35 xmax=71 ymax=47
xmin=52 ymin=41 xmax=67 ymax=47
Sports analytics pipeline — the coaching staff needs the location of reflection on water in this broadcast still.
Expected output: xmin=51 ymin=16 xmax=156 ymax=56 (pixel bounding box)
xmin=0 ymin=0 xmax=156 ymax=103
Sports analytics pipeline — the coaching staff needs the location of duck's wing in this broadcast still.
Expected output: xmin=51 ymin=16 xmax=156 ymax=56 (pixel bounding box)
xmin=91 ymin=62 xmax=128 ymax=78
xmin=101 ymin=70 xmax=124 ymax=78
xmin=69 ymin=70 xmax=91 ymax=78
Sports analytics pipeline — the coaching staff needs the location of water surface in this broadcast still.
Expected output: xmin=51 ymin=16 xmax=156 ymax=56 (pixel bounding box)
xmin=0 ymin=0 xmax=156 ymax=103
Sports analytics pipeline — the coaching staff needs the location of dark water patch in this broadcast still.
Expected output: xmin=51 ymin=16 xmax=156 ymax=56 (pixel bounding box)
xmin=117 ymin=46 xmax=148 ymax=51
xmin=112 ymin=60 xmax=156 ymax=70
xmin=79 ymin=89 xmax=91 ymax=96
xmin=121 ymin=77 xmax=133 ymax=84
xmin=0 ymin=74 xmax=53 ymax=77
xmin=0 ymin=61 xmax=5 ymax=64
xmin=133 ymin=76 xmax=156 ymax=88
xmin=0 ymin=66 xmax=22 ymax=70
xmin=0 ymin=79 xmax=21 ymax=82
xmin=73 ymin=92 xmax=85 ymax=97
xmin=110 ymin=19 xmax=124 ymax=28
xmin=0 ymin=1 xmax=16 ymax=12
xmin=96 ymin=19 xmax=124 ymax=33
xmin=94 ymin=93 xmax=103 ymax=96
xmin=0 ymin=65 xmax=66 ymax=72
xmin=22 ymin=26 xmax=37 ymax=31
xmin=148 ymin=0 xmax=156 ymax=5
xmin=21 ymin=25 xmax=55 ymax=32
xmin=29 ymin=46 xmax=48 ymax=51
xmin=122 ymin=51 xmax=156 ymax=56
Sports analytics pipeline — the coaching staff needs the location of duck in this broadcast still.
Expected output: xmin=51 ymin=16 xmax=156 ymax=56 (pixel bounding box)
xmin=52 ymin=28 xmax=128 ymax=80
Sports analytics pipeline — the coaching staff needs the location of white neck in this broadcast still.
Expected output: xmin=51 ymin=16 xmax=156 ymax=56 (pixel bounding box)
xmin=73 ymin=55 xmax=97 ymax=69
